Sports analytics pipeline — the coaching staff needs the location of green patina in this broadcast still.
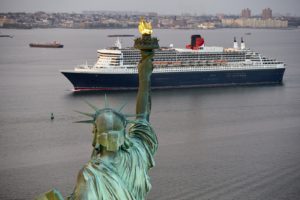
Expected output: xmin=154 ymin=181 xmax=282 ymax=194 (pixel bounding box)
xmin=36 ymin=18 xmax=159 ymax=200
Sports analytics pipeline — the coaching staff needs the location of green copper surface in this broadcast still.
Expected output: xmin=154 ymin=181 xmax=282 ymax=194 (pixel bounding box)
xmin=36 ymin=19 xmax=159 ymax=200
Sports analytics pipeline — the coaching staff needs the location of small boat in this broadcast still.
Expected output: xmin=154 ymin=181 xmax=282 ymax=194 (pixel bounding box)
xmin=0 ymin=35 xmax=14 ymax=38
xmin=29 ymin=41 xmax=63 ymax=48
xmin=0 ymin=34 xmax=13 ymax=38
xmin=245 ymin=32 xmax=252 ymax=35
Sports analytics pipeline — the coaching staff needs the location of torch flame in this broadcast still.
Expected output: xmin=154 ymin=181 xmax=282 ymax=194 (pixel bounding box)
xmin=138 ymin=17 xmax=153 ymax=35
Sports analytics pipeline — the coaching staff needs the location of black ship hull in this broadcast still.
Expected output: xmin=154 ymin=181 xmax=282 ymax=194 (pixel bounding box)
xmin=29 ymin=43 xmax=63 ymax=48
xmin=61 ymin=68 xmax=285 ymax=91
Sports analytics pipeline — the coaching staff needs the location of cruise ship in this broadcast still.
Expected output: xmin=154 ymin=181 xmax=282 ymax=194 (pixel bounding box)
xmin=61 ymin=35 xmax=285 ymax=91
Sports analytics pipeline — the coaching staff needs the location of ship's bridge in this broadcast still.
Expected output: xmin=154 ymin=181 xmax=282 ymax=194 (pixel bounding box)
xmin=95 ymin=49 xmax=123 ymax=68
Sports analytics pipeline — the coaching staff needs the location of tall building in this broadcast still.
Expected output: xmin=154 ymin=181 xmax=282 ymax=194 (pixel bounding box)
xmin=262 ymin=8 xmax=272 ymax=19
xmin=241 ymin=8 xmax=251 ymax=18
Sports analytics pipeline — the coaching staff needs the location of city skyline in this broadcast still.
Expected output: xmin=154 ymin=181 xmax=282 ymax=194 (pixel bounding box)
xmin=0 ymin=0 xmax=300 ymax=16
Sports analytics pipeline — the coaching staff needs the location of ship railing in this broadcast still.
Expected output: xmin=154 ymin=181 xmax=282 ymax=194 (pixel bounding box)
xmin=75 ymin=64 xmax=94 ymax=70
xmin=168 ymin=64 xmax=280 ymax=71
xmin=90 ymin=62 xmax=284 ymax=73
xmin=98 ymin=67 xmax=274 ymax=74
xmin=153 ymin=66 xmax=271 ymax=72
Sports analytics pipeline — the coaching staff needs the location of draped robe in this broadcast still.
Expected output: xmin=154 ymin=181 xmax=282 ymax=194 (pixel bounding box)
xmin=70 ymin=119 xmax=158 ymax=200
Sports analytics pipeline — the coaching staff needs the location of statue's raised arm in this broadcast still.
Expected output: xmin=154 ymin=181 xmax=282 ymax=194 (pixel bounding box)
xmin=36 ymin=17 xmax=159 ymax=200
xmin=135 ymin=17 xmax=159 ymax=121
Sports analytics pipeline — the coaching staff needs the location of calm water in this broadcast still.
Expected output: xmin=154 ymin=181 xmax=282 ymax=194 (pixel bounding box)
xmin=0 ymin=28 xmax=300 ymax=200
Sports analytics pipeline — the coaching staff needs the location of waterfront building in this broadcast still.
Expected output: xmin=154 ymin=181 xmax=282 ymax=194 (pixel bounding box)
xmin=222 ymin=18 xmax=288 ymax=28
xmin=241 ymin=8 xmax=251 ymax=18
xmin=262 ymin=8 xmax=272 ymax=20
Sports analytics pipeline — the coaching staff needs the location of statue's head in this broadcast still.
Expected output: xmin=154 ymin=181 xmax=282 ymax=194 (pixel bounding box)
xmin=92 ymin=109 xmax=126 ymax=152
xmin=75 ymin=98 xmax=136 ymax=153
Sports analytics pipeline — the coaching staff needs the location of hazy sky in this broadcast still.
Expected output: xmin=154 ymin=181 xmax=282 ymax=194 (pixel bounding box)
xmin=0 ymin=0 xmax=300 ymax=16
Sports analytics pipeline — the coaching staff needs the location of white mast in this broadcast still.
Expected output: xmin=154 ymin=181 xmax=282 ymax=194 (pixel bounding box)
xmin=233 ymin=37 xmax=239 ymax=49
xmin=241 ymin=37 xmax=246 ymax=50
xmin=115 ymin=37 xmax=122 ymax=49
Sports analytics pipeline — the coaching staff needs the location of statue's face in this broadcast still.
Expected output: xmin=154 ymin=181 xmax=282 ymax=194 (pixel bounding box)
xmin=92 ymin=111 xmax=125 ymax=152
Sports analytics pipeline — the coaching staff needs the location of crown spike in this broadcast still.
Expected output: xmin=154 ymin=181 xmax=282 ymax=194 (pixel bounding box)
xmin=84 ymin=100 xmax=98 ymax=111
xmin=74 ymin=120 xmax=95 ymax=124
xmin=118 ymin=101 xmax=128 ymax=112
xmin=74 ymin=110 xmax=95 ymax=118
xmin=104 ymin=94 xmax=109 ymax=108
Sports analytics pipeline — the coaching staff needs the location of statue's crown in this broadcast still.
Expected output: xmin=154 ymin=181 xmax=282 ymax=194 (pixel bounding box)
xmin=75 ymin=95 xmax=142 ymax=125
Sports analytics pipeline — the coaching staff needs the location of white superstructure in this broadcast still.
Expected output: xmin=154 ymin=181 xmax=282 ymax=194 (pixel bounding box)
xmin=74 ymin=37 xmax=285 ymax=74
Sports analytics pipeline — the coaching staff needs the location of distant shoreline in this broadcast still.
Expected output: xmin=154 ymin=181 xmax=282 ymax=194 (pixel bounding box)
xmin=1 ymin=27 xmax=299 ymax=30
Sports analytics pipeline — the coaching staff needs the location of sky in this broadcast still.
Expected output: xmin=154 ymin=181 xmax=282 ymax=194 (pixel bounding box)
xmin=0 ymin=0 xmax=300 ymax=16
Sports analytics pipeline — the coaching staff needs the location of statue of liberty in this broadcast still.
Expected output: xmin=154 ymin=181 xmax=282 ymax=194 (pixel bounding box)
xmin=36 ymin=18 xmax=159 ymax=200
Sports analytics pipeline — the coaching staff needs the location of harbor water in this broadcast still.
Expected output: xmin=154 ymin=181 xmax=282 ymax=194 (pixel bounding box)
xmin=0 ymin=28 xmax=300 ymax=200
